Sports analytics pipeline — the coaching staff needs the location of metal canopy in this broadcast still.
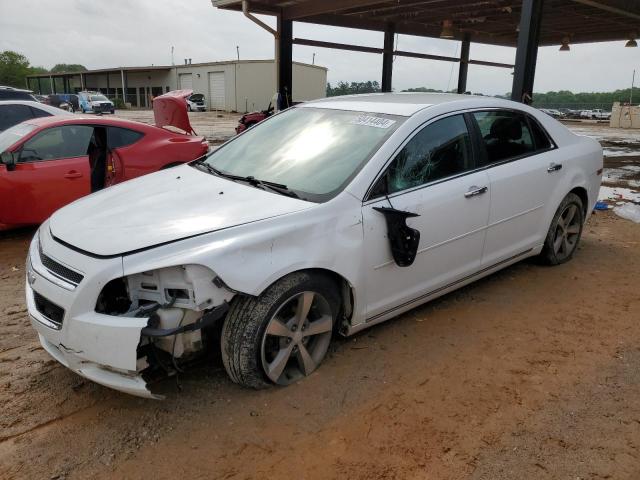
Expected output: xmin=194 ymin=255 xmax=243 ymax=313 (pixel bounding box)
xmin=215 ymin=0 xmax=640 ymax=47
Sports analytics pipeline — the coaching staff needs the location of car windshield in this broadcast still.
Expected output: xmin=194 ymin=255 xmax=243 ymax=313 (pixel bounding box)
xmin=0 ymin=122 xmax=37 ymax=152
xmin=200 ymin=107 xmax=403 ymax=202
xmin=90 ymin=95 xmax=108 ymax=102
xmin=190 ymin=94 xmax=204 ymax=101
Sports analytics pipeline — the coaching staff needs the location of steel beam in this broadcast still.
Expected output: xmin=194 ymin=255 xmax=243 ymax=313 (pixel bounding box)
xmin=457 ymin=35 xmax=470 ymax=94
xmin=293 ymin=38 xmax=382 ymax=54
xmin=283 ymin=0 xmax=387 ymax=20
xmin=381 ymin=24 xmax=394 ymax=92
xmin=278 ymin=16 xmax=293 ymax=108
xmin=511 ymin=0 xmax=544 ymax=102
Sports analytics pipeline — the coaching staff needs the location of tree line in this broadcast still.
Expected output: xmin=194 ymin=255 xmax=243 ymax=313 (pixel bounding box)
xmin=0 ymin=50 xmax=87 ymax=88
xmin=327 ymin=80 xmax=635 ymax=108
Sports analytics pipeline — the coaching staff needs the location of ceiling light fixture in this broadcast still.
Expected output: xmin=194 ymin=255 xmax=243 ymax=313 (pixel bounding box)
xmin=440 ymin=19 xmax=455 ymax=39
xmin=559 ymin=36 xmax=570 ymax=51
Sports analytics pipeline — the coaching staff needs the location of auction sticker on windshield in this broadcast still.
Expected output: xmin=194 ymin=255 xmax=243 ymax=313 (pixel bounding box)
xmin=350 ymin=114 xmax=396 ymax=129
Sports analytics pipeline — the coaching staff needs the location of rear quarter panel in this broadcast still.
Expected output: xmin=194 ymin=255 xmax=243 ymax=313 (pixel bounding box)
xmin=533 ymin=114 xmax=603 ymax=226
xmin=118 ymin=130 xmax=207 ymax=180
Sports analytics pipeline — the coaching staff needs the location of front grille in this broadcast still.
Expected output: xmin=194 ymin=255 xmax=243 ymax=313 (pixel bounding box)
xmin=33 ymin=291 xmax=65 ymax=327
xmin=38 ymin=242 xmax=84 ymax=286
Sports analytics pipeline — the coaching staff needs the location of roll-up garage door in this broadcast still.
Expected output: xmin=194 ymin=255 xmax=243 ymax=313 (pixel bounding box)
xmin=208 ymin=72 xmax=225 ymax=110
xmin=179 ymin=73 xmax=193 ymax=91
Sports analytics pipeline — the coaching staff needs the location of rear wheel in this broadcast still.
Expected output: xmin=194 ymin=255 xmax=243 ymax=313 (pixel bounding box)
xmin=221 ymin=272 xmax=339 ymax=389
xmin=540 ymin=193 xmax=584 ymax=265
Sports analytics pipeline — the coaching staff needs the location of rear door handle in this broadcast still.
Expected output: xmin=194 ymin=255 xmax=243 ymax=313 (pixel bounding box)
xmin=464 ymin=186 xmax=488 ymax=198
xmin=547 ymin=163 xmax=563 ymax=172
xmin=64 ymin=171 xmax=83 ymax=179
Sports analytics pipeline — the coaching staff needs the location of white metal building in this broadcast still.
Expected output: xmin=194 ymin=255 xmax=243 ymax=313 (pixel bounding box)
xmin=26 ymin=60 xmax=327 ymax=112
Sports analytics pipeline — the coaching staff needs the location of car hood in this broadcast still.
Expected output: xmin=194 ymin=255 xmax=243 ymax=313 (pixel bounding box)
xmin=49 ymin=165 xmax=315 ymax=257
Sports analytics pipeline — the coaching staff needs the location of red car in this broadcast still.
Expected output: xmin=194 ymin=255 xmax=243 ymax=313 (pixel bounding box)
xmin=0 ymin=91 xmax=208 ymax=230
xmin=235 ymin=102 xmax=274 ymax=134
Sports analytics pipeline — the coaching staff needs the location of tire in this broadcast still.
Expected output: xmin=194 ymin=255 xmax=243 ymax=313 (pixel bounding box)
xmin=187 ymin=105 xmax=192 ymax=112
xmin=539 ymin=193 xmax=584 ymax=265
xmin=221 ymin=272 xmax=340 ymax=389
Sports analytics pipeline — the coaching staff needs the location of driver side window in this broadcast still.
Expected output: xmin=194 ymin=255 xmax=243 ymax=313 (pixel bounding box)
xmin=19 ymin=126 xmax=94 ymax=162
xmin=371 ymin=114 xmax=473 ymax=198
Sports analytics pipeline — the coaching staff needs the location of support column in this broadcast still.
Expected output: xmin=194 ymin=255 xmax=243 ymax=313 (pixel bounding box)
xmin=50 ymin=76 xmax=55 ymax=94
xmin=457 ymin=35 xmax=470 ymax=94
xmin=381 ymin=23 xmax=395 ymax=92
xmin=277 ymin=16 xmax=293 ymax=109
xmin=106 ymin=72 xmax=110 ymax=95
xmin=121 ymin=69 xmax=127 ymax=105
xmin=511 ymin=0 xmax=544 ymax=102
xmin=37 ymin=77 xmax=42 ymax=94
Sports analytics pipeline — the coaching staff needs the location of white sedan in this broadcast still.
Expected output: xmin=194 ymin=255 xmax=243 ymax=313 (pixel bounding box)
xmin=0 ymin=100 xmax=72 ymax=132
xmin=25 ymin=93 xmax=603 ymax=398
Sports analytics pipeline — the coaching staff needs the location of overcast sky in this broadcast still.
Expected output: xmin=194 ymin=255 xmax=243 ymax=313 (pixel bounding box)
xmin=1 ymin=0 xmax=638 ymax=95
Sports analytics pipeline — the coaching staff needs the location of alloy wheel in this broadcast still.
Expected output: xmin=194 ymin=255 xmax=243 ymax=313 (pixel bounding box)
xmin=553 ymin=203 xmax=581 ymax=260
xmin=261 ymin=291 xmax=334 ymax=385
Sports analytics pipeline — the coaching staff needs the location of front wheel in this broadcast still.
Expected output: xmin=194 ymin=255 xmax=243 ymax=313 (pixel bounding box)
xmin=221 ymin=272 xmax=339 ymax=388
xmin=187 ymin=105 xmax=192 ymax=112
xmin=539 ymin=193 xmax=584 ymax=265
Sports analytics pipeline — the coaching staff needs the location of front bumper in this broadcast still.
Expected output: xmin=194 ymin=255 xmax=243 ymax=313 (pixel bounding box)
xmin=35 ymin=330 xmax=157 ymax=398
xmin=26 ymin=227 xmax=157 ymax=398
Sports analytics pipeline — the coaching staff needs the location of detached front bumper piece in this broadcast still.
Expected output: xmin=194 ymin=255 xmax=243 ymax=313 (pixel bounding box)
xmin=36 ymin=331 xmax=159 ymax=398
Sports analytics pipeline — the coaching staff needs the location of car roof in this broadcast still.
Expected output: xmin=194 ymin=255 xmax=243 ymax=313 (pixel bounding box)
xmin=22 ymin=115 xmax=155 ymax=131
xmin=301 ymin=92 xmax=520 ymax=117
xmin=0 ymin=100 xmax=73 ymax=115
xmin=0 ymin=85 xmax=33 ymax=93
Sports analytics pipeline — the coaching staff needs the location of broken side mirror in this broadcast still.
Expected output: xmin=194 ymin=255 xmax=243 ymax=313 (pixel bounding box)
xmin=373 ymin=206 xmax=421 ymax=267
xmin=0 ymin=151 xmax=17 ymax=171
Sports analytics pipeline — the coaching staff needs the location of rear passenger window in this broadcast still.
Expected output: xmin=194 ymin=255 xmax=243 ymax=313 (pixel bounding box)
xmin=30 ymin=107 xmax=51 ymax=118
xmin=0 ymin=104 xmax=34 ymax=131
xmin=107 ymin=127 xmax=143 ymax=149
xmin=528 ymin=116 xmax=553 ymax=150
xmin=371 ymin=114 xmax=473 ymax=197
xmin=473 ymin=110 xmax=537 ymax=164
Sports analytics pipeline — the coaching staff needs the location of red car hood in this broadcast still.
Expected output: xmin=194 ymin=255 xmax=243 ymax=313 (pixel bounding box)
xmin=153 ymin=89 xmax=196 ymax=135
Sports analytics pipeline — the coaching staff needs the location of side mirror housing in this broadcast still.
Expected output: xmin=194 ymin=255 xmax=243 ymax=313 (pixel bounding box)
xmin=0 ymin=151 xmax=17 ymax=171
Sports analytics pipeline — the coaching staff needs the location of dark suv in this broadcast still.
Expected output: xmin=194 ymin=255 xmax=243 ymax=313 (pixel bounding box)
xmin=0 ymin=86 xmax=37 ymax=101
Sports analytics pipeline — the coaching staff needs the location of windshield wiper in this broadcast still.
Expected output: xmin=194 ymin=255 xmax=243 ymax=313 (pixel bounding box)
xmin=239 ymin=176 xmax=301 ymax=199
xmin=192 ymin=160 xmax=301 ymax=199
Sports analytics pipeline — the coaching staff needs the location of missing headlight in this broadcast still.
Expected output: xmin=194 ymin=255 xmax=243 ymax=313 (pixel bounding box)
xmin=95 ymin=278 xmax=132 ymax=315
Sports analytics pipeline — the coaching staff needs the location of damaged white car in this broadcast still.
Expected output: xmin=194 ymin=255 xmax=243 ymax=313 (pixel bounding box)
xmin=26 ymin=93 xmax=603 ymax=398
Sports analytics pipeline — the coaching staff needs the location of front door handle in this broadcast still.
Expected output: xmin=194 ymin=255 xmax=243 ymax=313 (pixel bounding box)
xmin=547 ymin=163 xmax=563 ymax=172
xmin=64 ymin=171 xmax=83 ymax=179
xmin=464 ymin=186 xmax=488 ymax=198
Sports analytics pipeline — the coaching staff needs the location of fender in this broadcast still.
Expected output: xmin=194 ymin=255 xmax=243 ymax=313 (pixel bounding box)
xmin=121 ymin=193 xmax=368 ymax=324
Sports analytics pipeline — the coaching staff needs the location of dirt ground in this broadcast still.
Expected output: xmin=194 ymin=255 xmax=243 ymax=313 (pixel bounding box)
xmin=1 ymin=120 xmax=640 ymax=480
xmin=113 ymin=109 xmax=241 ymax=145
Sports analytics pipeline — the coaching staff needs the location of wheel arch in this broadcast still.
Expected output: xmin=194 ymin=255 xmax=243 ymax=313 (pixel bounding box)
xmin=569 ymin=185 xmax=589 ymax=218
xmin=253 ymin=267 xmax=356 ymax=333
